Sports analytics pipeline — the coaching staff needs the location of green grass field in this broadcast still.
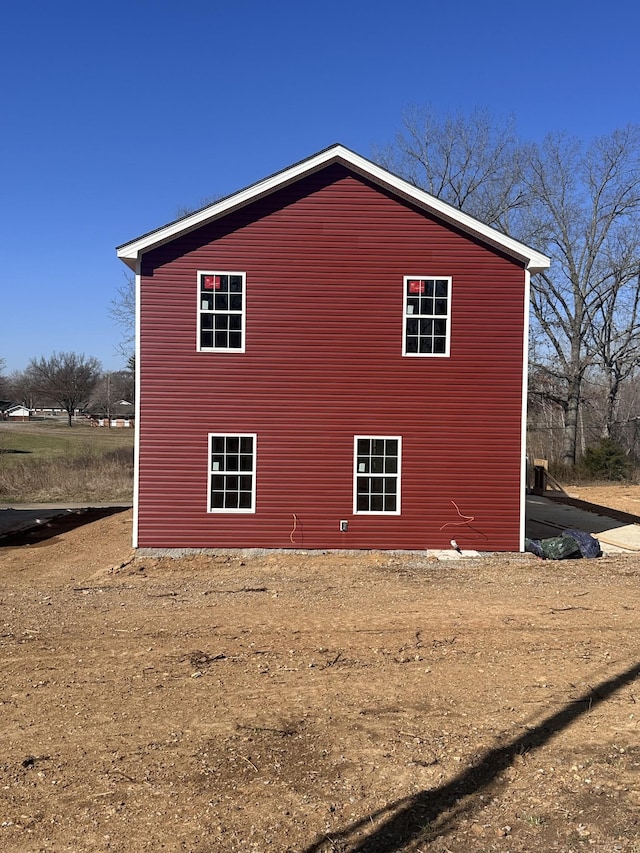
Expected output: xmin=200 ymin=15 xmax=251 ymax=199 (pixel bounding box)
xmin=0 ymin=419 xmax=134 ymax=503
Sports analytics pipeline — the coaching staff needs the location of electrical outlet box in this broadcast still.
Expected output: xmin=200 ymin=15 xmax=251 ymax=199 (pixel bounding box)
xmin=340 ymin=520 xmax=348 ymax=532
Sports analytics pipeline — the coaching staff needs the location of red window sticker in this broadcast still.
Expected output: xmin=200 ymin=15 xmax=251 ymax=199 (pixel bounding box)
xmin=203 ymin=275 xmax=222 ymax=290
xmin=408 ymin=280 xmax=424 ymax=294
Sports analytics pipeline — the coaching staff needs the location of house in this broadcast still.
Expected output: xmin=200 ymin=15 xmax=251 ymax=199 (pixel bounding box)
xmin=117 ymin=144 xmax=550 ymax=553
xmin=5 ymin=405 xmax=31 ymax=422
xmin=87 ymin=400 xmax=135 ymax=427
xmin=91 ymin=417 xmax=133 ymax=429
xmin=32 ymin=406 xmax=65 ymax=417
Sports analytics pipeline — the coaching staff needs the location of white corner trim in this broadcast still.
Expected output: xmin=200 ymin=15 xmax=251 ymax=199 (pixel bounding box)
xmin=519 ymin=269 xmax=531 ymax=552
xmin=132 ymin=263 xmax=141 ymax=549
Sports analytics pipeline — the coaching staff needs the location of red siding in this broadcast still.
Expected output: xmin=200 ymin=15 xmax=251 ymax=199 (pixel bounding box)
xmin=138 ymin=165 xmax=527 ymax=551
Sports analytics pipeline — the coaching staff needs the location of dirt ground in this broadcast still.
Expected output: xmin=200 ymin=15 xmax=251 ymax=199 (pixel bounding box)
xmin=1 ymin=485 xmax=639 ymax=852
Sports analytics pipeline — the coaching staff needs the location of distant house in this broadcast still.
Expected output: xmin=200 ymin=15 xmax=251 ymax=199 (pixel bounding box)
xmin=6 ymin=405 xmax=31 ymax=422
xmin=117 ymin=144 xmax=550 ymax=553
xmin=92 ymin=417 xmax=133 ymax=429
xmin=88 ymin=400 xmax=135 ymax=428
xmin=32 ymin=406 xmax=65 ymax=417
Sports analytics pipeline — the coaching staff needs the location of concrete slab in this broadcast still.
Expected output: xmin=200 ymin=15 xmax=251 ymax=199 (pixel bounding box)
xmin=428 ymin=549 xmax=481 ymax=560
xmin=526 ymin=494 xmax=640 ymax=554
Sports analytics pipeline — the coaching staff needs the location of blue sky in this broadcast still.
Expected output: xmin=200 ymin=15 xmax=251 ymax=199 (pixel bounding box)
xmin=1 ymin=0 xmax=639 ymax=374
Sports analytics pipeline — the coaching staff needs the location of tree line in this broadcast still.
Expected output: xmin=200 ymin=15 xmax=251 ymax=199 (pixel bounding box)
xmin=375 ymin=108 xmax=640 ymax=469
xmin=8 ymin=108 xmax=640 ymax=465
xmin=112 ymin=111 xmax=640 ymax=470
xmin=0 ymin=352 xmax=134 ymax=427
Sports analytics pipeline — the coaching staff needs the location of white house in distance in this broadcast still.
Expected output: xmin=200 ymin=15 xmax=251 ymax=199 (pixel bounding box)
xmin=5 ymin=405 xmax=31 ymax=422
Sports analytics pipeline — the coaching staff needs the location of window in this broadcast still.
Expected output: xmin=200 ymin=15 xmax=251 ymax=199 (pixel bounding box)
xmin=198 ymin=271 xmax=246 ymax=352
xmin=354 ymin=436 xmax=401 ymax=514
xmin=403 ymin=276 xmax=451 ymax=356
xmin=208 ymin=434 xmax=256 ymax=512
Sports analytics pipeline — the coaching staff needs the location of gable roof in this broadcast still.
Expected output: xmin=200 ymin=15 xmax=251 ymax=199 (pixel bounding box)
xmin=117 ymin=144 xmax=550 ymax=273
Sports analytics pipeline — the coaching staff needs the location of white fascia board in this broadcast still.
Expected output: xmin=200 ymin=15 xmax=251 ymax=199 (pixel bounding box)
xmin=116 ymin=147 xmax=347 ymax=267
xmin=116 ymin=144 xmax=550 ymax=273
xmin=340 ymin=148 xmax=551 ymax=273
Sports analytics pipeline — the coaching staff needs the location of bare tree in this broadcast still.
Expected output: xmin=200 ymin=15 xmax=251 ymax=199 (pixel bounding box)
xmin=526 ymin=127 xmax=640 ymax=465
xmin=4 ymin=370 xmax=33 ymax=408
xmin=110 ymin=272 xmax=135 ymax=362
xmin=373 ymin=105 xmax=529 ymax=232
xmin=89 ymin=370 xmax=135 ymax=420
xmin=0 ymin=358 xmax=8 ymax=402
xmin=588 ymin=263 xmax=640 ymax=439
xmin=378 ymin=110 xmax=640 ymax=468
xmin=110 ymin=196 xmax=220 ymax=365
xmin=26 ymin=352 xmax=101 ymax=427
xmin=174 ymin=194 xmax=221 ymax=220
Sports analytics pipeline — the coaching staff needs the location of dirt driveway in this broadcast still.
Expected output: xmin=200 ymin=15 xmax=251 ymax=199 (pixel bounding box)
xmin=0 ymin=486 xmax=639 ymax=852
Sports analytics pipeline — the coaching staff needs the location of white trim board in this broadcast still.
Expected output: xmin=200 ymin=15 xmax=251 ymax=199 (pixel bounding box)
xmin=117 ymin=144 xmax=551 ymax=274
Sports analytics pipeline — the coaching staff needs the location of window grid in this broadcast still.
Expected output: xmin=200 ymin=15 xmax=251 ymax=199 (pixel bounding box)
xmin=354 ymin=436 xmax=401 ymax=514
xmin=198 ymin=271 xmax=246 ymax=352
xmin=403 ymin=276 xmax=451 ymax=357
xmin=208 ymin=434 xmax=256 ymax=512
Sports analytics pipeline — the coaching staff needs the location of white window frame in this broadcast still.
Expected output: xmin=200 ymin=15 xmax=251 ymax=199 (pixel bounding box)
xmin=197 ymin=270 xmax=246 ymax=353
xmin=402 ymin=276 xmax=451 ymax=357
xmin=207 ymin=433 xmax=257 ymax=513
xmin=353 ymin=436 xmax=402 ymax=515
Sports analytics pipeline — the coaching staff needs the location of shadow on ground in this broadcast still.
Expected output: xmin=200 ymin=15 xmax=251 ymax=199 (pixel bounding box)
xmin=0 ymin=507 xmax=129 ymax=547
xmin=302 ymin=662 xmax=640 ymax=853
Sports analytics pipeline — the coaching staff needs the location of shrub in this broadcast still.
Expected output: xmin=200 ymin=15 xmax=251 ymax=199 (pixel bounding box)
xmin=580 ymin=438 xmax=630 ymax=481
